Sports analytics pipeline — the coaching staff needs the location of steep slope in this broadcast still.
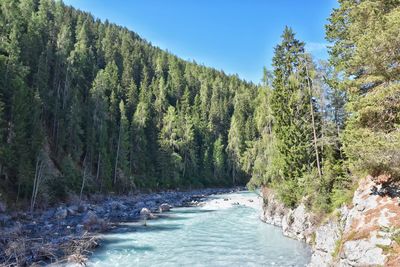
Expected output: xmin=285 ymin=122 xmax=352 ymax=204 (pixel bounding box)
xmin=0 ymin=0 xmax=258 ymax=209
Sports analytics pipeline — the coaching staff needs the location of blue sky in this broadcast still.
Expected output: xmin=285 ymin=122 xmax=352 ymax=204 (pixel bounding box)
xmin=63 ymin=0 xmax=338 ymax=84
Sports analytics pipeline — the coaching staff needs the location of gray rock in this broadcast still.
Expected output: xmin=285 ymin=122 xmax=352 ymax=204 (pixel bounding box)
xmin=159 ymin=203 xmax=172 ymax=212
xmin=308 ymin=219 xmax=340 ymax=267
xmin=140 ymin=207 xmax=151 ymax=218
xmin=76 ymin=224 xmax=84 ymax=233
xmin=282 ymin=203 xmax=314 ymax=241
xmin=93 ymin=205 xmax=105 ymax=214
xmin=83 ymin=210 xmax=98 ymax=226
xmin=0 ymin=214 xmax=11 ymax=225
xmin=78 ymin=203 xmax=88 ymax=213
xmin=0 ymin=201 xmax=7 ymax=213
xmin=67 ymin=205 xmax=78 ymax=216
xmin=110 ymin=201 xmax=127 ymax=211
xmin=341 ymin=239 xmax=385 ymax=266
xmin=54 ymin=207 xmax=68 ymax=220
xmin=261 ymin=189 xmax=288 ymax=227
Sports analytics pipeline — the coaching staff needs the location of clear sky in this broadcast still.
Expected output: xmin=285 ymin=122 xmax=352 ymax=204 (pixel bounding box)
xmin=63 ymin=0 xmax=338 ymax=84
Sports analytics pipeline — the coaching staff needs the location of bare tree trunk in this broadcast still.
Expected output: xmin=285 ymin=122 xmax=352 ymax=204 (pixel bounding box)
xmin=80 ymin=155 xmax=87 ymax=203
xmin=318 ymin=80 xmax=326 ymax=165
xmin=52 ymin=82 xmax=60 ymax=142
xmin=304 ymin=63 xmax=322 ymax=179
xmin=96 ymin=152 xmax=101 ymax=181
xmin=31 ymin=156 xmax=44 ymax=213
xmin=182 ymin=153 xmax=187 ymax=179
xmin=232 ymin=163 xmax=236 ymax=186
xmin=30 ymin=159 xmax=40 ymax=213
xmin=114 ymin=124 xmax=121 ymax=186
xmin=16 ymin=182 xmax=20 ymax=204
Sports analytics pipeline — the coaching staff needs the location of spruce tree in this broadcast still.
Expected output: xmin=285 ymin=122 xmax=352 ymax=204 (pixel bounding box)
xmin=270 ymin=27 xmax=316 ymax=206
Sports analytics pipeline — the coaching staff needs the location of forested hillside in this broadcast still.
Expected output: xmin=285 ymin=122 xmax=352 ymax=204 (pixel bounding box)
xmin=0 ymin=0 xmax=258 ymax=208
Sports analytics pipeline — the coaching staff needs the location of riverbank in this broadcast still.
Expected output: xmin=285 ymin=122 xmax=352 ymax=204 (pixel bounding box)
xmin=260 ymin=175 xmax=400 ymax=266
xmin=0 ymin=188 xmax=239 ymax=266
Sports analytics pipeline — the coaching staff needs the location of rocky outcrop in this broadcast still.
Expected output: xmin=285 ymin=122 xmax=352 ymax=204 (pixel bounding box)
xmin=261 ymin=188 xmax=316 ymax=243
xmin=261 ymin=188 xmax=289 ymax=226
xmin=261 ymin=176 xmax=400 ymax=266
xmin=333 ymin=176 xmax=400 ymax=267
xmin=309 ymin=218 xmax=341 ymax=266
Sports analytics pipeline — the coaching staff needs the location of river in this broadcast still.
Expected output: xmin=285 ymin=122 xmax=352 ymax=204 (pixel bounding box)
xmin=88 ymin=191 xmax=311 ymax=266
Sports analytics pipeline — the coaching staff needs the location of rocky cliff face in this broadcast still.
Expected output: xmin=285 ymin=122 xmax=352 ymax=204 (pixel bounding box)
xmin=261 ymin=176 xmax=400 ymax=266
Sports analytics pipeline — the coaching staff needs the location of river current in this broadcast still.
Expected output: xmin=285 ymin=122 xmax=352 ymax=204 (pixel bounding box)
xmin=88 ymin=191 xmax=311 ymax=267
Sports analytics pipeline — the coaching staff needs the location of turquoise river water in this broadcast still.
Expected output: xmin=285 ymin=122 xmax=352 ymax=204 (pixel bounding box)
xmin=88 ymin=191 xmax=311 ymax=267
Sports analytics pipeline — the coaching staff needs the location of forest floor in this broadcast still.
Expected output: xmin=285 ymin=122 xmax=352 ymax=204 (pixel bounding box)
xmin=0 ymin=187 xmax=241 ymax=266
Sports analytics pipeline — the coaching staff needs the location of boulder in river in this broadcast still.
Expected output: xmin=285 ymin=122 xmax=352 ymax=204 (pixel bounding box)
xmin=140 ymin=208 xmax=151 ymax=218
xmin=159 ymin=203 xmax=172 ymax=212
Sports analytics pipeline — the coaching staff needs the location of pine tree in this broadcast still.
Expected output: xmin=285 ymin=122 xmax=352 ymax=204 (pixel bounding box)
xmin=327 ymin=0 xmax=400 ymax=179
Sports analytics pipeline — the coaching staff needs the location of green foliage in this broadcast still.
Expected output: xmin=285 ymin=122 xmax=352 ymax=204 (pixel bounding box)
xmin=213 ymin=135 xmax=226 ymax=180
xmin=327 ymin=0 xmax=400 ymax=180
xmin=60 ymin=155 xmax=81 ymax=192
xmin=267 ymin=27 xmax=319 ymax=207
xmin=0 ymin=0 xmax=257 ymax=206
xmin=343 ymin=84 xmax=400 ymax=178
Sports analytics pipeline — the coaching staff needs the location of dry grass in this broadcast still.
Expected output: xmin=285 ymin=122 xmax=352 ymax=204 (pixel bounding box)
xmin=60 ymin=232 xmax=99 ymax=264
xmin=0 ymin=230 xmax=99 ymax=266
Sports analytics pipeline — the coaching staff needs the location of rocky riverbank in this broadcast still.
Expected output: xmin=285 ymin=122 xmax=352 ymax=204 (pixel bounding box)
xmin=0 ymin=188 xmax=238 ymax=266
xmin=261 ymin=176 xmax=400 ymax=266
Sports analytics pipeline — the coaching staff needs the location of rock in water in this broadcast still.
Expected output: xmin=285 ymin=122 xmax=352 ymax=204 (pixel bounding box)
xmin=140 ymin=208 xmax=151 ymax=218
xmin=159 ymin=203 xmax=172 ymax=212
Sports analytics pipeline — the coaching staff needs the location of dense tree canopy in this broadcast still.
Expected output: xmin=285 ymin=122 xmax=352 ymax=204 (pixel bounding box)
xmin=0 ymin=0 xmax=257 ymax=207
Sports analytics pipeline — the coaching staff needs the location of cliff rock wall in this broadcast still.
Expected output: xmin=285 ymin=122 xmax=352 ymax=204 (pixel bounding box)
xmin=261 ymin=176 xmax=400 ymax=266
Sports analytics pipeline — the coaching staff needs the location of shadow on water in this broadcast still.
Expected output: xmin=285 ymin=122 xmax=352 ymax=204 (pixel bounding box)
xmin=155 ymin=214 xmax=190 ymax=221
xmin=108 ymin=222 xmax=183 ymax=234
xmin=99 ymin=242 xmax=155 ymax=253
xmin=95 ymin=238 xmax=155 ymax=254
xmin=171 ymin=209 xmax=215 ymax=214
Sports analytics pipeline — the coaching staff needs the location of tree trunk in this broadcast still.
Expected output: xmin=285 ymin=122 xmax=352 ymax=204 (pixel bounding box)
xmin=31 ymin=156 xmax=44 ymax=213
xmin=304 ymin=63 xmax=322 ymax=179
xmin=96 ymin=152 xmax=101 ymax=181
xmin=80 ymin=155 xmax=87 ymax=203
xmin=114 ymin=124 xmax=121 ymax=186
